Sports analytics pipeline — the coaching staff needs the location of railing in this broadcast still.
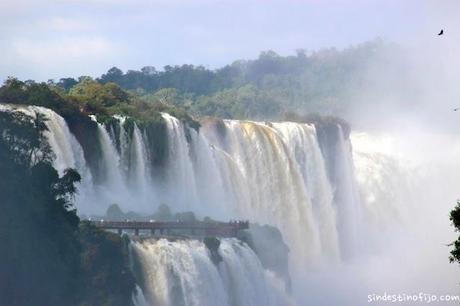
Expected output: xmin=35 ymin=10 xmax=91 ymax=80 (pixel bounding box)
xmin=86 ymin=220 xmax=249 ymax=237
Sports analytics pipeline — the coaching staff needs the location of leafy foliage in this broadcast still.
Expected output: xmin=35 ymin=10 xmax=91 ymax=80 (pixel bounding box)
xmin=0 ymin=110 xmax=81 ymax=306
xmin=0 ymin=77 xmax=80 ymax=118
xmin=0 ymin=110 xmax=135 ymax=306
xmin=0 ymin=41 xmax=388 ymax=125
xmin=90 ymin=39 xmax=392 ymax=120
xmin=78 ymin=222 xmax=136 ymax=306
xmin=0 ymin=76 xmax=199 ymax=131
xmin=69 ymin=78 xmax=129 ymax=112
xmin=449 ymin=201 xmax=460 ymax=264
xmin=0 ymin=41 xmax=391 ymax=305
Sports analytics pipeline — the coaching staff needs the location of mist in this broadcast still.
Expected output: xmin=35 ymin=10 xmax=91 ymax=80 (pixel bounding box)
xmin=343 ymin=1 xmax=460 ymax=132
xmin=293 ymin=7 xmax=460 ymax=302
xmin=292 ymin=130 xmax=460 ymax=305
xmin=2 ymin=1 xmax=460 ymax=305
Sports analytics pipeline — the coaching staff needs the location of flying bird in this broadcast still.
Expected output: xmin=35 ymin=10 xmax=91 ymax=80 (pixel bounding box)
xmin=438 ymin=29 xmax=444 ymax=36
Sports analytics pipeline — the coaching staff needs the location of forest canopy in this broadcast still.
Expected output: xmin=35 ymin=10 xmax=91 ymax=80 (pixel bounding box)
xmin=91 ymin=39 xmax=401 ymax=120
xmin=0 ymin=75 xmax=199 ymax=129
xmin=0 ymin=38 xmax=402 ymax=123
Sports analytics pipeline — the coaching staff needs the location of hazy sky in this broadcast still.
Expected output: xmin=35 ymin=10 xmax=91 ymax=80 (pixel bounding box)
xmin=0 ymin=0 xmax=456 ymax=81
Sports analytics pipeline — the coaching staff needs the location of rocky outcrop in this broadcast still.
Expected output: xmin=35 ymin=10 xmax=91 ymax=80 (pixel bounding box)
xmin=238 ymin=223 xmax=291 ymax=291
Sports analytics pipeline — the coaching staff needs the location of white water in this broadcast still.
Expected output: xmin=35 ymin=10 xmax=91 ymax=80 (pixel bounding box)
xmin=92 ymin=116 xmax=126 ymax=195
xmin=131 ymin=238 xmax=293 ymax=306
xmin=132 ymin=285 xmax=149 ymax=306
xmin=0 ymin=105 xmax=88 ymax=176
xmin=2 ymin=104 xmax=459 ymax=305
xmin=271 ymin=122 xmax=339 ymax=263
xmin=0 ymin=105 xmax=94 ymax=203
xmin=131 ymin=123 xmax=149 ymax=194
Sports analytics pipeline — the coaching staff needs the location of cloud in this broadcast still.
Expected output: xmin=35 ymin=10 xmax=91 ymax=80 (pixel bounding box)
xmin=1 ymin=0 xmax=456 ymax=81
xmin=39 ymin=17 xmax=96 ymax=32
xmin=12 ymin=37 xmax=113 ymax=61
xmin=0 ymin=36 xmax=127 ymax=80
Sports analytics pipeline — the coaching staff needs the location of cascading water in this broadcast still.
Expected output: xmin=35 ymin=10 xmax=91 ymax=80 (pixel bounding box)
xmin=132 ymin=285 xmax=149 ymax=306
xmin=0 ymin=105 xmax=89 ymax=177
xmin=10 ymin=107 xmax=349 ymax=268
xmin=4 ymin=104 xmax=457 ymax=305
xmin=332 ymin=125 xmax=363 ymax=259
xmin=0 ymin=105 xmax=94 ymax=208
xmin=0 ymin=105 xmax=365 ymax=303
xmin=131 ymin=123 xmax=149 ymax=194
xmin=200 ymin=120 xmax=326 ymax=267
xmin=91 ymin=116 xmax=126 ymax=196
xmin=270 ymin=122 xmax=340 ymax=263
xmin=131 ymin=238 xmax=293 ymax=306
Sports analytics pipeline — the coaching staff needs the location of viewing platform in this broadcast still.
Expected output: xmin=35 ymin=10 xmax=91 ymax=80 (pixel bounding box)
xmin=88 ymin=220 xmax=249 ymax=238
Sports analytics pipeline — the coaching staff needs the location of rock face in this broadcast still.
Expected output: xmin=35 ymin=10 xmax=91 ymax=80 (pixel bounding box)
xmin=106 ymin=204 xmax=125 ymax=221
xmin=238 ymin=223 xmax=291 ymax=291
xmin=203 ymin=237 xmax=223 ymax=265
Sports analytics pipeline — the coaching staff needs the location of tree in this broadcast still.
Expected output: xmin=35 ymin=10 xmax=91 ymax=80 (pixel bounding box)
xmin=78 ymin=222 xmax=135 ymax=306
xmin=141 ymin=66 xmax=157 ymax=75
xmin=99 ymin=67 xmax=124 ymax=84
xmin=153 ymin=88 xmax=179 ymax=105
xmin=57 ymin=77 xmax=78 ymax=91
xmin=69 ymin=78 xmax=130 ymax=113
xmin=0 ymin=77 xmax=28 ymax=103
xmin=0 ymin=78 xmax=81 ymax=118
xmin=0 ymin=110 xmax=81 ymax=306
xmin=0 ymin=109 xmax=135 ymax=306
xmin=449 ymin=201 xmax=460 ymax=263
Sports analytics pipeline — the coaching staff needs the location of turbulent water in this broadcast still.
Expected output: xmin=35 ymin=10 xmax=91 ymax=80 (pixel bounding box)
xmin=3 ymin=104 xmax=459 ymax=305
xmin=131 ymin=238 xmax=292 ymax=306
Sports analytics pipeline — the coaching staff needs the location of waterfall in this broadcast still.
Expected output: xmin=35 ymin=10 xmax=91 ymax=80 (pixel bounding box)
xmin=332 ymin=126 xmax=363 ymax=259
xmin=132 ymin=285 xmax=149 ymax=306
xmin=162 ymin=113 xmax=200 ymax=212
xmin=131 ymin=123 xmax=150 ymax=195
xmin=3 ymin=104 xmax=460 ymax=305
xmin=91 ymin=116 xmax=124 ymax=188
xmin=201 ymin=120 xmax=323 ymax=267
xmin=0 ymin=105 xmax=89 ymax=176
xmin=2 ymin=104 xmax=386 ymax=304
xmin=38 ymin=107 xmax=87 ymax=175
xmin=131 ymin=238 xmax=294 ymax=306
xmin=271 ymin=122 xmax=340 ymax=262
xmin=89 ymin=116 xmax=132 ymax=210
xmin=0 ymin=105 xmax=359 ymax=266
xmin=0 ymin=105 xmax=94 ymax=210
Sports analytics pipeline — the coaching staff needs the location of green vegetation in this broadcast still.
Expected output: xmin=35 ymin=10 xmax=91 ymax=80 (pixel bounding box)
xmin=0 ymin=76 xmax=199 ymax=130
xmin=92 ymin=39 xmax=393 ymax=121
xmin=0 ymin=76 xmax=200 ymax=175
xmin=0 ymin=39 xmax=408 ymax=304
xmin=0 ymin=40 xmax=385 ymax=125
xmin=1 ymin=39 xmax=393 ymax=126
xmin=102 ymin=203 xmax=198 ymax=223
xmin=0 ymin=110 xmax=80 ymax=306
xmin=78 ymin=222 xmax=135 ymax=306
xmin=0 ymin=110 xmax=135 ymax=306
xmin=449 ymin=201 xmax=460 ymax=264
